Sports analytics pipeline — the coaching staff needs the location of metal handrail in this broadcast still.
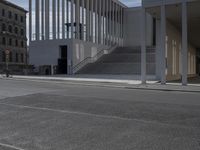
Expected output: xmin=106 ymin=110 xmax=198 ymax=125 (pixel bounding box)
xmin=73 ymin=45 xmax=117 ymax=73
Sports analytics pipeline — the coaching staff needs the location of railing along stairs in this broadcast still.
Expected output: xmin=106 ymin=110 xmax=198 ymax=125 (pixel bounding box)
xmin=73 ymin=45 xmax=118 ymax=73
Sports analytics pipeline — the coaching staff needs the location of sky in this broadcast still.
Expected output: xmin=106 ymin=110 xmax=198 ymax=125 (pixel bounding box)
xmin=7 ymin=0 xmax=142 ymax=9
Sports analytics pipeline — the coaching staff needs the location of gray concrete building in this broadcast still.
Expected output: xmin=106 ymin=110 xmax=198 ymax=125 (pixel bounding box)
xmin=0 ymin=0 xmax=28 ymax=74
xmin=29 ymin=0 xmax=200 ymax=85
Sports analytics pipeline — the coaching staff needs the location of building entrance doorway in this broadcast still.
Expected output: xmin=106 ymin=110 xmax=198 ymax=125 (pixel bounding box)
xmin=57 ymin=46 xmax=68 ymax=74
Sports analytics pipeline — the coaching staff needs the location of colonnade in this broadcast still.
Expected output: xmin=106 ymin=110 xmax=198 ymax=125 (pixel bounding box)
xmin=29 ymin=0 xmax=124 ymax=46
xmin=141 ymin=0 xmax=189 ymax=85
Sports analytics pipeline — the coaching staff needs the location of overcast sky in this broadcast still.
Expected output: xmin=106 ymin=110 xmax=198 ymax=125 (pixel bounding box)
xmin=7 ymin=0 xmax=141 ymax=9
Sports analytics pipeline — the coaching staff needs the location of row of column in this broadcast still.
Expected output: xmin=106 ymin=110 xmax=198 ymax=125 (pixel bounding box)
xmin=29 ymin=0 xmax=124 ymax=46
xmin=141 ymin=0 xmax=188 ymax=85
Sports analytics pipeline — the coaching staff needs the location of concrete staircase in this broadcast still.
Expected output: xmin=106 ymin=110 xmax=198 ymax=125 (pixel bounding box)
xmin=76 ymin=47 xmax=156 ymax=75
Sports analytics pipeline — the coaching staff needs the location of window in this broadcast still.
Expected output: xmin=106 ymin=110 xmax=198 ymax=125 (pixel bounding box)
xmin=16 ymin=53 xmax=18 ymax=62
xmin=15 ymin=14 xmax=18 ymax=21
xmin=9 ymin=38 xmax=12 ymax=46
xmin=21 ymin=53 xmax=24 ymax=63
xmin=8 ymin=25 xmax=12 ymax=33
xmin=2 ymin=23 xmax=6 ymax=32
xmin=2 ymin=37 xmax=6 ymax=45
xmin=15 ymin=40 xmax=18 ymax=46
xmin=8 ymin=11 xmax=12 ymax=19
xmin=21 ymin=41 xmax=24 ymax=48
xmin=20 ymin=16 xmax=24 ymax=23
xmin=9 ymin=52 xmax=12 ymax=62
xmin=20 ymin=29 xmax=24 ymax=36
xmin=15 ymin=27 xmax=18 ymax=34
xmin=2 ymin=9 xmax=5 ymax=17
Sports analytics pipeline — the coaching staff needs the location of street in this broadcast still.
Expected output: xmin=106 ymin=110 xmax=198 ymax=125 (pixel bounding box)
xmin=0 ymin=78 xmax=200 ymax=150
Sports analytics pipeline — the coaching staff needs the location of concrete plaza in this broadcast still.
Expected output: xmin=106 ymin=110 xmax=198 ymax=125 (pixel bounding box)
xmin=0 ymin=78 xmax=200 ymax=150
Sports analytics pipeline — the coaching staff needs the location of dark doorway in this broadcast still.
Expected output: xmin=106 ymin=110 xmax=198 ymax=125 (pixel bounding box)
xmin=57 ymin=46 xmax=68 ymax=74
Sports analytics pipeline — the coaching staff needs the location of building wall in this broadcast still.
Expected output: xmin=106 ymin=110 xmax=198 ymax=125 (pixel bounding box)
xmin=29 ymin=39 xmax=73 ymax=67
xmin=123 ymin=7 xmax=154 ymax=47
xmin=72 ymin=39 xmax=109 ymax=67
xmin=0 ymin=1 xmax=27 ymax=66
xmin=29 ymin=39 xmax=109 ymax=74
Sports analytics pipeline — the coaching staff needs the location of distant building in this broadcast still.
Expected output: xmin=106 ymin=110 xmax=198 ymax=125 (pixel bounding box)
xmin=0 ymin=0 xmax=28 ymax=74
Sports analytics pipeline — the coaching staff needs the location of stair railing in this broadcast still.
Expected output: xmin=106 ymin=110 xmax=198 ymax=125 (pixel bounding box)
xmin=73 ymin=45 xmax=117 ymax=73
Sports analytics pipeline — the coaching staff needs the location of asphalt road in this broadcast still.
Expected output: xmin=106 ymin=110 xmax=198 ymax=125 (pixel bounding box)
xmin=0 ymin=78 xmax=200 ymax=150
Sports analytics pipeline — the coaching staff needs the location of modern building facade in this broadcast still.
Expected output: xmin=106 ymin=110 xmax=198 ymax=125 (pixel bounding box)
xmin=29 ymin=0 xmax=200 ymax=85
xmin=0 ymin=0 xmax=28 ymax=74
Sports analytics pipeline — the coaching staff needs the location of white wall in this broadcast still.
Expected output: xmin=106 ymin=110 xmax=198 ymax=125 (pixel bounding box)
xmin=72 ymin=39 xmax=109 ymax=68
xmin=29 ymin=39 xmax=73 ymax=67
xmin=29 ymin=38 xmax=109 ymax=74
xmin=123 ymin=7 xmax=154 ymax=47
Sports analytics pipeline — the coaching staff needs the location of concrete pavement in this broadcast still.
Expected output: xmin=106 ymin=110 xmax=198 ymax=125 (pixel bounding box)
xmin=0 ymin=79 xmax=200 ymax=150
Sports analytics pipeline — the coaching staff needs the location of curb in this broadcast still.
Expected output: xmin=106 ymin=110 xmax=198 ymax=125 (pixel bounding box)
xmin=3 ymin=75 xmax=200 ymax=93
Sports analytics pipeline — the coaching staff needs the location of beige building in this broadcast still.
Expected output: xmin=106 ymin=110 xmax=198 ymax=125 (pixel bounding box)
xmin=0 ymin=0 xmax=27 ymax=74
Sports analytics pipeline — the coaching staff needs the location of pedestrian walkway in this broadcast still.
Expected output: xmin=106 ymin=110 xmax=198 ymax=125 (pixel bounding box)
xmin=3 ymin=75 xmax=199 ymax=93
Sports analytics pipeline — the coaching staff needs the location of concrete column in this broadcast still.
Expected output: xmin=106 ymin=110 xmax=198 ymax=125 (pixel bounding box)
xmin=62 ymin=0 xmax=65 ymax=39
xmin=75 ymin=0 xmax=80 ymax=39
xmin=105 ymin=0 xmax=109 ymax=45
xmin=98 ymin=0 xmax=102 ymax=44
xmin=86 ymin=0 xmax=90 ymax=41
xmin=29 ymin=0 xmax=32 ymax=42
xmin=45 ymin=0 xmax=50 ymax=40
xmin=182 ymin=1 xmax=188 ymax=86
xmin=66 ymin=0 xmax=69 ymax=39
xmin=109 ymin=0 xmax=112 ymax=46
xmin=57 ymin=0 xmax=60 ymax=39
xmin=82 ymin=0 xmax=85 ymax=41
xmin=35 ymin=0 xmax=40 ymax=40
xmin=141 ymin=8 xmax=146 ymax=84
xmin=95 ymin=0 xmax=98 ymax=43
xmin=90 ymin=0 xmax=93 ymax=42
xmin=117 ymin=5 xmax=120 ymax=45
xmin=121 ymin=7 xmax=123 ymax=46
xmin=71 ymin=0 xmax=74 ymax=39
xmin=160 ymin=4 xmax=166 ymax=84
xmin=41 ymin=0 xmax=45 ymax=40
xmin=52 ymin=0 xmax=56 ymax=39
xmin=114 ymin=3 xmax=116 ymax=44
xmin=102 ymin=0 xmax=105 ymax=44
xmin=112 ymin=1 xmax=115 ymax=45
xmin=156 ymin=19 xmax=161 ymax=80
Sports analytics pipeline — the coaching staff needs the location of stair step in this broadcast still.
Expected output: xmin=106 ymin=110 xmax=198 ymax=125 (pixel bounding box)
xmin=114 ymin=47 xmax=155 ymax=54
xmin=76 ymin=46 xmax=156 ymax=75
xmin=100 ymin=53 xmax=155 ymax=63
xmin=78 ymin=63 xmax=155 ymax=75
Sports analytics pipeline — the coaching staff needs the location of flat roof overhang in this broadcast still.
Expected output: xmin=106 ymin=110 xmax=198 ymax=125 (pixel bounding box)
xmin=145 ymin=1 xmax=200 ymax=48
xmin=142 ymin=0 xmax=198 ymax=8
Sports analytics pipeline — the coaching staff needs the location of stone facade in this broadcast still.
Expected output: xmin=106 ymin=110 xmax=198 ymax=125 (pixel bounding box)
xmin=0 ymin=0 xmax=27 ymax=74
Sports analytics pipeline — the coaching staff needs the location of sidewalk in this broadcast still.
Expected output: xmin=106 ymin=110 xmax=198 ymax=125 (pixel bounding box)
xmin=4 ymin=75 xmax=200 ymax=93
